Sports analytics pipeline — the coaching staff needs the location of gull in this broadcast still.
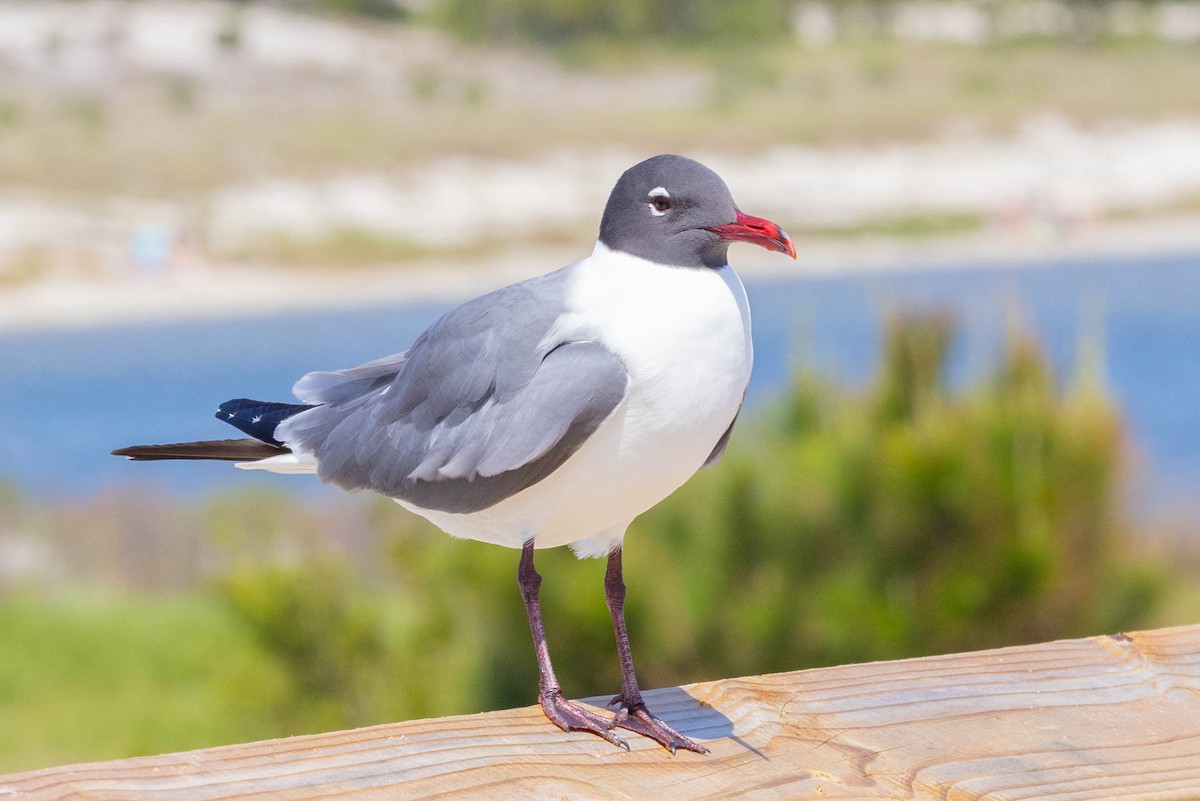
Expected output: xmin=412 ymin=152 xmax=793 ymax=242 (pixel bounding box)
xmin=114 ymin=154 xmax=796 ymax=753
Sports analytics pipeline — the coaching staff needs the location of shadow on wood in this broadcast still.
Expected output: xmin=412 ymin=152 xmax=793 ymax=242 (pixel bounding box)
xmin=3 ymin=625 xmax=1200 ymax=800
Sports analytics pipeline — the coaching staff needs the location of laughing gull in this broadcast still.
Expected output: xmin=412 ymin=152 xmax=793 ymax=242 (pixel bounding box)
xmin=114 ymin=154 xmax=796 ymax=754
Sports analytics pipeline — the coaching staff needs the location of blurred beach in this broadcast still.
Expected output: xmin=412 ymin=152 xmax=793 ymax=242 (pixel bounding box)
xmin=1 ymin=1 xmax=1199 ymax=330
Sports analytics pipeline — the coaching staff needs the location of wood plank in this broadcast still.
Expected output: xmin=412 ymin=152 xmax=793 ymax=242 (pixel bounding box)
xmin=3 ymin=625 xmax=1200 ymax=800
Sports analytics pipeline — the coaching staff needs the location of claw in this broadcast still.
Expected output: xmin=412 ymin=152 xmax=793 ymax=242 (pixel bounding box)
xmin=612 ymin=703 xmax=709 ymax=755
xmin=608 ymin=689 xmax=708 ymax=754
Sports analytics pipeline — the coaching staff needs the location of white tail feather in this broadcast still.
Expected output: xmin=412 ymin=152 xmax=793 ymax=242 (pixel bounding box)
xmin=236 ymin=452 xmax=318 ymax=474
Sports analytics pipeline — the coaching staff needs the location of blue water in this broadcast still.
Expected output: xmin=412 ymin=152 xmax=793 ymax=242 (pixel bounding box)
xmin=2 ymin=249 xmax=1199 ymax=508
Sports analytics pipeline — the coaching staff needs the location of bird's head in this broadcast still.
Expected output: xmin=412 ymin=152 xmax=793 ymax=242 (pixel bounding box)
xmin=598 ymin=154 xmax=796 ymax=269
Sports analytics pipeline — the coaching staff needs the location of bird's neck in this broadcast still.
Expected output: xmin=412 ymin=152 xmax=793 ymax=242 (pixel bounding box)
xmin=589 ymin=239 xmax=729 ymax=272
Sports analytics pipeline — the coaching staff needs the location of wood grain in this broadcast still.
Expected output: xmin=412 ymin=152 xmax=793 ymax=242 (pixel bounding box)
xmin=3 ymin=625 xmax=1200 ymax=800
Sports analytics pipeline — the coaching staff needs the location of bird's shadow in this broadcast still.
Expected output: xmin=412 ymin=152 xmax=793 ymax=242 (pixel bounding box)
xmin=579 ymin=685 xmax=765 ymax=758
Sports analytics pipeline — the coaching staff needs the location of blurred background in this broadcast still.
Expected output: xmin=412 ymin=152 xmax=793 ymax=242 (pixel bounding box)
xmin=2 ymin=0 xmax=1200 ymax=773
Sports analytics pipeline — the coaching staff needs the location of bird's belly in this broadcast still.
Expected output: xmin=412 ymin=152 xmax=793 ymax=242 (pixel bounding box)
xmin=399 ymin=362 xmax=748 ymax=554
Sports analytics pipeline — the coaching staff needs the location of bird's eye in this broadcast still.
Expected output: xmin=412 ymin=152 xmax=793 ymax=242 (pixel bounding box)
xmin=647 ymin=187 xmax=672 ymax=216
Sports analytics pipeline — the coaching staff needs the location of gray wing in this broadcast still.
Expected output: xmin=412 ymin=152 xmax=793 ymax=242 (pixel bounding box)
xmin=292 ymin=352 xmax=410 ymax=405
xmin=277 ymin=268 xmax=630 ymax=513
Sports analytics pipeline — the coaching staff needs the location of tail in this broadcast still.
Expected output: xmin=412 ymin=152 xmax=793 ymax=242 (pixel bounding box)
xmin=112 ymin=398 xmax=317 ymax=465
xmin=112 ymin=439 xmax=289 ymax=462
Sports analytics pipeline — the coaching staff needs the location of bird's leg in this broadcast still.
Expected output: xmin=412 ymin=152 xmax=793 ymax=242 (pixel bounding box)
xmin=518 ymin=541 xmax=628 ymax=749
xmin=604 ymin=547 xmax=709 ymax=755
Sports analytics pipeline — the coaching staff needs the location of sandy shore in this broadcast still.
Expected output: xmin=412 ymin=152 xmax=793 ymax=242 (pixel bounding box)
xmin=1 ymin=211 xmax=1198 ymax=334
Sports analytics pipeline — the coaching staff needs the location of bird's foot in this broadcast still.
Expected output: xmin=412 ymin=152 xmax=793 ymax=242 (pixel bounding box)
xmin=539 ymin=690 xmax=629 ymax=750
xmin=609 ymin=694 xmax=709 ymax=755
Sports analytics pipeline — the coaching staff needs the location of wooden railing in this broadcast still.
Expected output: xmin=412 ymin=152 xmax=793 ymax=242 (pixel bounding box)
xmin=3 ymin=624 xmax=1199 ymax=800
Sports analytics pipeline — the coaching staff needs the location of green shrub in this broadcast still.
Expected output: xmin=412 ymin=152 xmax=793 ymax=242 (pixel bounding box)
xmin=618 ymin=315 xmax=1159 ymax=686
xmin=212 ymin=314 xmax=1161 ymax=717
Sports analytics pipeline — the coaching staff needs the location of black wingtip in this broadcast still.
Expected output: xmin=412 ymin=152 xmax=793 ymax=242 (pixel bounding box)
xmin=216 ymin=398 xmax=316 ymax=446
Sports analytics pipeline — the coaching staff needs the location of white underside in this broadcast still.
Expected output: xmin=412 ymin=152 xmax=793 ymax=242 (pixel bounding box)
xmin=244 ymin=242 xmax=753 ymax=558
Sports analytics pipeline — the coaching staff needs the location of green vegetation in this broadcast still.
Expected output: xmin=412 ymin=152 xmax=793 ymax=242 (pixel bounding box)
xmin=284 ymin=0 xmax=410 ymax=21
xmin=801 ymin=211 xmax=985 ymax=240
xmin=432 ymin=0 xmax=792 ymax=46
xmin=226 ymin=228 xmax=429 ymax=267
xmin=0 ymin=594 xmax=284 ymax=770
xmin=0 ymin=315 xmax=1169 ymax=773
xmin=623 ymin=316 xmax=1157 ymax=677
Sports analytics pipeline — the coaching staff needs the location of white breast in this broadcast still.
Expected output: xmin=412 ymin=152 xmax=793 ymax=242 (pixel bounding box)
xmin=399 ymin=242 xmax=754 ymax=557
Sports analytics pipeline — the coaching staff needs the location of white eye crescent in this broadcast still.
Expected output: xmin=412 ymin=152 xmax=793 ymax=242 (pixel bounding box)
xmin=647 ymin=187 xmax=671 ymax=216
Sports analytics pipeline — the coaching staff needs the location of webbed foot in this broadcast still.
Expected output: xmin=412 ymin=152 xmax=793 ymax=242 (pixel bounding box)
xmin=540 ymin=690 xmax=629 ymax=750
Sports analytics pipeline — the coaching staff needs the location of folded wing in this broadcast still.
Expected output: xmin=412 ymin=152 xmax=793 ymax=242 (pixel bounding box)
xmin=277 ymin=270 xmax=629 ymax=514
